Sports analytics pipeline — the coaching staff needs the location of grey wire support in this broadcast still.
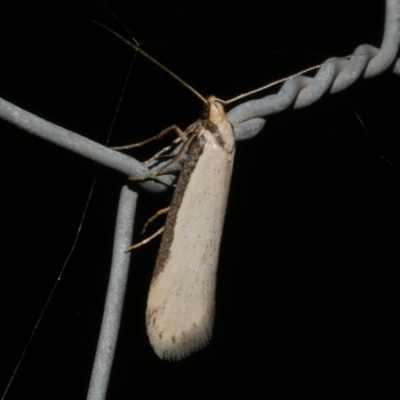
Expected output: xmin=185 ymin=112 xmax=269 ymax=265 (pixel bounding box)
xmin=229 ymin=0 xmax=400 ymax=140
xmin=0 ymin=1 xmax=399 ymax=399
xmin=86 ymin=185 xmax=137 ymax=400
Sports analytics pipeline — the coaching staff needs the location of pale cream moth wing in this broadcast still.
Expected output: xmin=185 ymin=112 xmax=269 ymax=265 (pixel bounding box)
xmin=146 ymin=96 xmax=235 ymax=360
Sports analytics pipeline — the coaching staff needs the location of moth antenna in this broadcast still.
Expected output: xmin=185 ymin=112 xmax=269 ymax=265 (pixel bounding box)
xmin=214 ymin=97 xmax=227 ymax=105
xmin=224 ymin=53 xmax=372 ymax=105
xmin=93 ymin=21 xmax=207 ymax=104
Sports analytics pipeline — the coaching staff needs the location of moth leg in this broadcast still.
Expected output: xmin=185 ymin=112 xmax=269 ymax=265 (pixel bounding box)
xmin=128 ymin=133 xmax=197 ymax=181
xmin=143 ymin=137 xmax=181 ymax=165
xmin=111 ymin=125 xmax=188 ymax=151
xmin=142 ymin=207 xmax=170 ymax=234
xmin=124 ymin=226 xmax=164 ymax=253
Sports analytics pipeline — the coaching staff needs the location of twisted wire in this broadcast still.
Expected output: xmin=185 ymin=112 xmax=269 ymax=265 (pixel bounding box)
xmin=229 ymin=0 xmax=400 ymax=140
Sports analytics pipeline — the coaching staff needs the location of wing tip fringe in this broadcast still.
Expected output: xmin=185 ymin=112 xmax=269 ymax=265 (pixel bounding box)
xmin=147 ymin=320 xmax=213 ymax=361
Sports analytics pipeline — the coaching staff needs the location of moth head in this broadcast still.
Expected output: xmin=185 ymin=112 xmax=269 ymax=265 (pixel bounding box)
xmin=201 ymin=95 xmax=226 ymax=125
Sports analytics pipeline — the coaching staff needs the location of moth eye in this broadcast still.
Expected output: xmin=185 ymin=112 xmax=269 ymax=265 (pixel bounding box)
xmin=200 ymin=110 xmax=209 ymax=120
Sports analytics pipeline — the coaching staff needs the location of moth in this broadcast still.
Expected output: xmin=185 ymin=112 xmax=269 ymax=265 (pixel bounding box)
xmin=96 ymin=22 xmax=359 ymax=361
xmin=143 ymin=96 xmax=234 ymax=360
xmin=117 ymin=94 xmax=235 ymax=360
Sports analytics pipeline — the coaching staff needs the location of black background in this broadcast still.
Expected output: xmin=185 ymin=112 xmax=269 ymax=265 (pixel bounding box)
xmin=0 ymin=1 xmax=398 ymax=399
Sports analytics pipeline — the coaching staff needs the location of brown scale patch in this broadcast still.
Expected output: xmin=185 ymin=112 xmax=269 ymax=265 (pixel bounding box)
xmin=203 ymin=120 xmax=218 ymax=134
xmin=151 ymin=121 xmax=206 ymax=280
xmin=145 ymin=308 xmax=158 ymax=327
xmin=150 ymin=115 xmax=223 ymax=282
xmin=204 ymin=120 xmax=225 ymax=147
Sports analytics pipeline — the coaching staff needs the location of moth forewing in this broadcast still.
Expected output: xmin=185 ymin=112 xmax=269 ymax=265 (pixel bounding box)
xmin=146 ymin=96 xmax=235 ymax=360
